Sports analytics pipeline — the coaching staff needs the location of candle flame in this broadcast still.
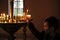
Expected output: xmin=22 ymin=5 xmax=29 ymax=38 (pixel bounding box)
xmin=27 ymin=9 xmax=28 ymax=13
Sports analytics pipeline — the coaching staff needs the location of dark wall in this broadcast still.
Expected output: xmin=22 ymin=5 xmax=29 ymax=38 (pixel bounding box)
xmin=0 ymin=0 xmax=8 ymax=14
xmin=25 ymin=0 xmax=60 ymax=31
xmin=0 ymin=0 xmax=60 ymax=31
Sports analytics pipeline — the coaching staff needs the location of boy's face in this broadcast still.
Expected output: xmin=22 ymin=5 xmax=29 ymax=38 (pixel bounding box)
xmin=43 ymin=22 xmax=49 ymax=31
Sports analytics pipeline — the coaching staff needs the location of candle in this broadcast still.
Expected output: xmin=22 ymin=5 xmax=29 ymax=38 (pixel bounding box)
xmin=27 ymin=9 xmax=28 ymax=13
xmin=7 ymin=15 xmax=9 ymax=20
xmin=1 ymin=14 xmax=3 ymax=20
xmin=9 ymin=19 xmax=12 ymax=23
xmin=3 ymin=13 xmax=6 ymax=20
xmin=5 ymin=21 xmax=7 ymax=23
xmin=18 ymin=14 xmax=23 ymax=17
xmin=25 ymin=14 xmax=31 ymax=22
xmin=17 ymin=14 xmax=23 ymax=20
xmin=26 ymin=15 xmax=31 ymax=19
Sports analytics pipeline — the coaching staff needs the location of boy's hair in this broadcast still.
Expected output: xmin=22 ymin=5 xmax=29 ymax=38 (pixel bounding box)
xmin=45 ymin=16 xmax=59 ymax=30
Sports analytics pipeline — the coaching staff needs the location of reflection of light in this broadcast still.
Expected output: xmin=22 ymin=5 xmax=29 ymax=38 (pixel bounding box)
xmin=18 ymin=14 xmax=23 ymax=16
xmin=5 ymin=21 xmax=7 ymax=23
xmin=9 ymin=19 xmax=16 ymax=23
xmin=20 ymin=0 xmax=23 ymax=1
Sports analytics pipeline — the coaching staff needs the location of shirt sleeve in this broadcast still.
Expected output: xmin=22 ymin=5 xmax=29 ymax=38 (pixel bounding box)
xmin=28 ymin=22 xmax=45 ymax=40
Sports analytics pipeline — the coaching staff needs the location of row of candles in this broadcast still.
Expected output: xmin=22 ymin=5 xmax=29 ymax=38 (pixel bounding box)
xmin=0 ymin=10 xmax=31 ymax=23
xmin=0 ymin=13 xmax=9 ymax=23
xmin=0 ymin=13 xmax=9 ymax=20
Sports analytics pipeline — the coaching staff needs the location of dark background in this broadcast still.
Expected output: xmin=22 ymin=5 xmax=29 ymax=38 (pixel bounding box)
xmin=25 ymin=0 xmax=60 ymax=31
xmin=0 ymin=0 xmax=60 ymax=36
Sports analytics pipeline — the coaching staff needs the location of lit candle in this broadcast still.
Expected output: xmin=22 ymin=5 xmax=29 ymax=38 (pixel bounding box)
xmin=9 ymin=19 xmax=12 ymax=23
xmin=5 ymin=21 xmax=7 ymax=23
xmin=1 ymin=14 xmax=3 ymax=20
xmin=7 ymin=15 xmax=9 ymax=20
xmin=3 ymin=13 xmax=6 ymax=20
xmin=25 ymin=9 xmax=29 ymax=15
xmin=3 ymin=13 xmax=5 ymax=17
xmin=17 ymin=14 xmax=23 ymax=20
xmin=1 ymin=14 xmax=2 ymax=20
xmin=26 ymin=15 xmax=31 ymax=19
xmin=18 ymin=14 xmax=23 ymax=17
xmin=27 ymin=9 xmax=28 ymax=14
xmin=25 ymin=14 xmax=31 ymax=22
xmin=13 ymin=19 xmax=16 ymax=23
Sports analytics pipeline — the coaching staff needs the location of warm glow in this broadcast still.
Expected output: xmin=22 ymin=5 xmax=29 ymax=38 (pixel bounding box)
xmin=5 ymin=21 xmax=7 ymax=23
xmin=10 ymin=8 xmax=12 ymax=19
xmin=3 ymin=13 xmax=5 ymax=17
xmin=7 ymin=15 xmax=9 ymax=20
xmin=0 ymin=0 xmax=32 ymax=23
xmin=24 ymin=14 xmax=31 ymax=22
xmin=17 ymin=14 xmax=23 ymax=16
xmin=0 ymin=13 xmax=32 ymax=23
xmin=26 ymin=15 xmax=31 ymax=19
xmin=27 ymin=9 xmax=29 ymax=13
